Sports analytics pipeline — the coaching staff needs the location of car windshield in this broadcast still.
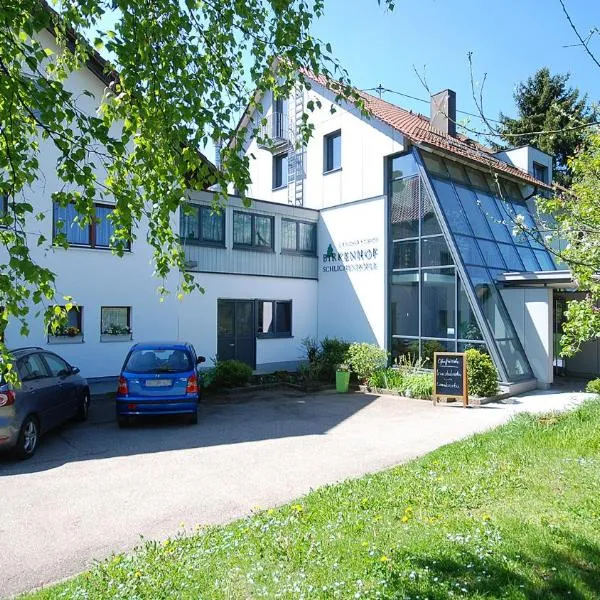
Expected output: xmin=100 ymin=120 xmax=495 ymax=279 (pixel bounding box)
xmin=124 ymin=348 xmax=193 ymax=374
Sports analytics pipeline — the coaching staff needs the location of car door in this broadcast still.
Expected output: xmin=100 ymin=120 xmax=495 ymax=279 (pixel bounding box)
xmin=41 ymin=352 xmax=79 ymax=424
xmin=15 ymin=353 xmax=55 ymax=432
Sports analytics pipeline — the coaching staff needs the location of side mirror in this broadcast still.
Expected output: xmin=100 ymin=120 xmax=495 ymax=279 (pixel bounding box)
xmin=71 ymin=366 xmax=80 ymax=375
xmin=196 ymin=356 xmax=206 ymax=365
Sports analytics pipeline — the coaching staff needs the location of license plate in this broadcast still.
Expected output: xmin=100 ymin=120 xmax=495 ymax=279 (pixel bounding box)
xmin=145 ymin=379 xmax=171 ymax=387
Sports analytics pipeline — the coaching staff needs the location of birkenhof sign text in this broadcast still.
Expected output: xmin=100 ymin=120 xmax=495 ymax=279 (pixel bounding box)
xmin=322 ymin=237 xmax=380 ymax=273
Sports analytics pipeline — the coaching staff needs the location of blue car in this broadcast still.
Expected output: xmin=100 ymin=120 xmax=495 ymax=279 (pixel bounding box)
xmin=116 ymin=342 xmax=205 ymax=428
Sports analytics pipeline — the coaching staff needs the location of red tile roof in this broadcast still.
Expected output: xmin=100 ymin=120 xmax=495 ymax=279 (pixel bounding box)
xmin=303 ymin=71 xmax=551 ymax=190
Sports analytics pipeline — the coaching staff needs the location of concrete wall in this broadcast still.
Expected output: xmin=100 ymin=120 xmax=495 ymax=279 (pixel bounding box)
xmin=240 ymin=85 xmax=405 ymax=210
xmin=501 ymin=287 xmax=553 ymax=387
xmin=317 ymin=197 xmax=387 ymax=347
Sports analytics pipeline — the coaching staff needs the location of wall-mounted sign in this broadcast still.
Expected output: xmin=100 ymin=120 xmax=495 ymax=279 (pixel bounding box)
xmin=322 ymin=237 xmax=380 ymax=273
xmin=433 ymin=352 xmax=468 ymax=407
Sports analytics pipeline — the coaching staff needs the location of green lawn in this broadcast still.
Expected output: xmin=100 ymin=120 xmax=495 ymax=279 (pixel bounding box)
xmin=28 ymin=401 xmax=600 ymax=599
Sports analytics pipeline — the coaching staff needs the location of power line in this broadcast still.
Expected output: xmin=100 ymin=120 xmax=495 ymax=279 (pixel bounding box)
xmin=362 ymin=85 xmax=503 ymax=123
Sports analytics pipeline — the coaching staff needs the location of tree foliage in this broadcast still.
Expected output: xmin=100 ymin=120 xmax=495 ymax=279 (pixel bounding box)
xmin=498 ymin=68 xmax=596 ymax=186
xmin=0 ymin=0 xmax=393 ymax=382
xmin=538 ymin=131 xmax=600 ymax=356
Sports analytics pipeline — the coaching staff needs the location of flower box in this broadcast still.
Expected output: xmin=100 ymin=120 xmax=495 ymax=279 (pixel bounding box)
xmin=100 ymin=334 xmax=132 ymax=343
xmin=48 ymin=334 xmax=84 ymax=344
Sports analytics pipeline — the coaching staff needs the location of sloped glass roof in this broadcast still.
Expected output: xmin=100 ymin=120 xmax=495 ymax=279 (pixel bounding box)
xmin=417 ymin=152 xmax=549 ymax=381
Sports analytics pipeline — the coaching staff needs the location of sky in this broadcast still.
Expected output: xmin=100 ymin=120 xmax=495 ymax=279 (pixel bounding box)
xmin=309 ymin=0 xmax=600 ymax=133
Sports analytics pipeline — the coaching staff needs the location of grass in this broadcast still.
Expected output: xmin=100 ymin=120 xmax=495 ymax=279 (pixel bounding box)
xmin=27 ymin=400 xmax=600 ymax=599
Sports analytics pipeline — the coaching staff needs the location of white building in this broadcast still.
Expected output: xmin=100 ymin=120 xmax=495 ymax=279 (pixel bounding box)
xmin=5 ymin=35 xmax=596 ymax=389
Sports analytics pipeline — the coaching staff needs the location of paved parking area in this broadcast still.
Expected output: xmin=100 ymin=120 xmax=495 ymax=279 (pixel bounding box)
xmin=0 ymin=386 xmax=592 ymax=598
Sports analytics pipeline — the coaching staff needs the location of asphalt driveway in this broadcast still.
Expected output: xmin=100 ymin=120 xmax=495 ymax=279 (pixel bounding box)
xmin=0 ymin=386 xmax=591 ymax=598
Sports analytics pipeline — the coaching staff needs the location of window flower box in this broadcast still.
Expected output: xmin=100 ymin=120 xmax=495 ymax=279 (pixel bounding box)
xmin=48 ymin=334 xmax=84 ymax=344
xmin=100 ymin=333 xmax=132 ymax=343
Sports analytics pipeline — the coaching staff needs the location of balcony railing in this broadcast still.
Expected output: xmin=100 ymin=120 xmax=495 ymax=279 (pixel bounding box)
xmin=256 ymin=112 xmax=292 ymax=151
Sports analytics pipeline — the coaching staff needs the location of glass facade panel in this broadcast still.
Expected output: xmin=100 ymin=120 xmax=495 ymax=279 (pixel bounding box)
xmin=466 ymin=167 xmax=489 ymax=190
xmin=458 ymin=341 xmax=489 ymax=354
xmin=422 ymin=191 xmax=441 ymax=236
xmin=516 ymin=245 xmax=540 ymax=271
xmin=281 ymin=219 xmax=297 ymax=251
xmin=422 ymin=339 xmax=455 ymax=364
xmin=476 ymin=191 xmax=513 ymax=244
xmin=431 ymin=178 xmax=471 ymax=235
xmin=497 ymin=243 xmax=524 ymax=271
xmin=393 ymin=240 xmax=418 ymax=270
xmin=457 ymin=278 xmax=483 ymax=341
xmin=534 ymin=249 xmax=556 ymax=272
xmin=421 ymin=236 xmax=453 ymax=267
xmin=455 ymin=234 xmax=484 ymax=266
xmin=298 ymin=222 xmax=316 ymax=254
xmin=390 ymin=271 xmax=419 ymax=336
xmin=391 ymin=337 xmax=420 ymax=363
xmin=455 ymin=184 xmax=493 ymax=239
xmin=391 ymin=153 xmax=418 ymax=180
xmin=477 ymin=239 xmax=505 ymax=269
xmin=254 ymin=215 xmax=272 ymax=248
xmin=200 ymin=207 xmax=224 ymax=243
xmin=421 ymin=268 xmax=456 ymax=339
xmin=391 ymin=177 xmax=420 ymax=239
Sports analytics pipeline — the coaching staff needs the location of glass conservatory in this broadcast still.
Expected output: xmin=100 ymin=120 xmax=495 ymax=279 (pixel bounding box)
xmin=388 ymin=149 xmax=557 ymax=383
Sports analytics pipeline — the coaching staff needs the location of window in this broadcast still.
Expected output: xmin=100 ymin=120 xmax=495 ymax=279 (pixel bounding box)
xmin=42 ymin=353 xmax=71 ymax=377
xmin=273 ymin=98 xmax=288 ymax=138
xmin=324 ymin=130 xmax=341 ymax=172
xmin=0 ymin=194 xmax=7 ymax=218
xmin=181 ymin=204 xmax=225 ymax=246
xmin=281 ymin=219 xmax=316 ymax=254
xmin=256 ymin=300 xmax=292 ymax=337
xmin=50 ymin=306 xmax=83 ymax=338
xmin=273 ymin=153 xmax=288 ymax=189
xmin=101 ymin=306 xmax=131 ymax=337
xmin=233 ymin=211 xmax=273 ymax=250
xmin=53 ymin=203 xmax=130 ymax=249
xmin=17 ymin=354 xmax=50 ymax=382
xmin=533 ymin=162 xmax=548 ymax=184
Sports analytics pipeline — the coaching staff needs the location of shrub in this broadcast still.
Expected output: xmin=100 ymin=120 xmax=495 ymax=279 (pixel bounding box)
xmin=404 ymin=372 xmax=434 ymax=399
xmin=209 ymin=360 xmax=252 ymax=389
xmin=465 ymin=348 xmax=499 ymax=397
xmin=347 ymin=343 xmax=388 ymax=383
xmin=368 ymin=367 xmax=404 ymax=391
xmin=319 ymin=337 xmax=350 ymax=382
xmin=585 ymin=378 xmax=600 ymax=394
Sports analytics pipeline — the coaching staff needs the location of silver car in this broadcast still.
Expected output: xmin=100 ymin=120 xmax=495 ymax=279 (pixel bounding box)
xmin=0 ymin=347 xmax=90 ymax=459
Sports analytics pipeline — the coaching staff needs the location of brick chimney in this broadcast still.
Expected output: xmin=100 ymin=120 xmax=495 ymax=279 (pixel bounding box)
xmin=430 ymin=89 xmax=457 ymax=137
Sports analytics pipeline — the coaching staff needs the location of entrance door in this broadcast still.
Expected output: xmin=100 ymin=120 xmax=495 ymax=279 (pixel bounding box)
xmin=217 ymin=300 xmax=256 ymax=368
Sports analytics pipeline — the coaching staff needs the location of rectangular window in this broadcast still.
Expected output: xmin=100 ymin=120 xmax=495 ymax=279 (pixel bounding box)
xmin=533 ymin=162 xmax=548 ymax=184
xmin=101 ymin=306 xmax=132 ymax=336
xmin=53 ymin=203 xmax=130 ymax=249
xmin=257 ymin=300 xmax=292 ymax=337
xmin=181 ymin=204 xmax=225 ymax=246
xmin=281 ymin=219 xmax=316 ymax=254
xmin=273 ymin=153 xmax=288 ymax=189
xmin=50 ymin=306 xmax=83 ymax=338
xmin=233 ymin=211 xmax=274 ymax=251
xmin=324 ymin=130 xmax=341 ymax=172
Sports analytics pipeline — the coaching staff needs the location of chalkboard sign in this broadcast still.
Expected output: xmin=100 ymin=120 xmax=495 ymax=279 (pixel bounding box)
xmin=433 ymin=352 xmax=468 ymax=407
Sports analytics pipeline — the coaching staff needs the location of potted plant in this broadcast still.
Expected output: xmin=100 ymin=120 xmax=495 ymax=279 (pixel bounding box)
xmin=335 ymin=363 xmax=351 ymax=393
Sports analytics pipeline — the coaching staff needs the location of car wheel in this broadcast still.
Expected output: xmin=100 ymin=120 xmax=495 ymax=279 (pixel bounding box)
xmin=117 ymin=416 xmax=130 ymax=429
xmin=15 ymin=416 xmax=39 ymax=460
xmin=189 ymin=410 xmax=198 ymax=425
xmin=76 ymin=391 xmax=90 ymax=422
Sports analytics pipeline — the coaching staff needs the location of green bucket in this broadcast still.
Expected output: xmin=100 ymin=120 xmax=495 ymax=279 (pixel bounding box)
xmin=336 ymin=370 xmax=350 ymax=393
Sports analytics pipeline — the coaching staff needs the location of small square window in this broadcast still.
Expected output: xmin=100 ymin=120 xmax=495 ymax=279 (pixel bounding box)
xmin=49 ymin=306 xmax=83 ymax=339
xmin=324 ymin=130 xmax=341 ymax=172
xmin=257 ymin=300 xmax=292 ymax=337
xmin=273 ymin=153 xmax=288 ymax=189
xmin=101 ymin=306 xmax=132 ymax=337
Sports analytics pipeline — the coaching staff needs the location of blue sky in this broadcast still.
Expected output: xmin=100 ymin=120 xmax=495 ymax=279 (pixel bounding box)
xmin=310 ymin=0 xmax=600 ymax=130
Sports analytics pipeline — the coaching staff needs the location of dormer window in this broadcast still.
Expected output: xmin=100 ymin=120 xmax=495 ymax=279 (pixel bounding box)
xmin=533 ymin=162 xmax=548 ymax=184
